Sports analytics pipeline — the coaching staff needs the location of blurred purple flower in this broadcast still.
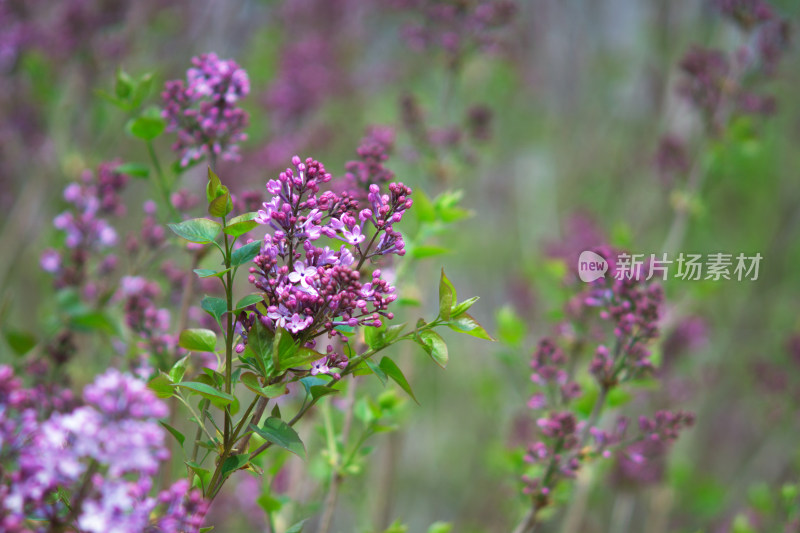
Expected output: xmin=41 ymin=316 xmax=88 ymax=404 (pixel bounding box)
xmin=163 ymin=53 xmax=250 ymax=168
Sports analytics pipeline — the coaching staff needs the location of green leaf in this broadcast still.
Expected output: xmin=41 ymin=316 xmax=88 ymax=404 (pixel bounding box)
xmin=174 ymin=381 xmax=234 ymax=408
xmin=115 ymin=68 xmax=133 ymax=98
xmin=186 ymin=461 xmax=212 ymax=492
xmin=286 ymin=519 xmax=308 ymax=533
xmin=418 ymin=330 xmax=448 ymax=368
xmin=160 ymin=421 xmax=186 ymax=448
xmin=278 ymin=347 xmax=323 ymax=372
xmin=113 ymin=162 xmax=149 ymax=178
xmin=451 ymin=296 xmax=479 ymax=317
xmin=247 ymin=320 xmax=276 ymax=377
xmin=201 ymin=296 xmax=227 ymax=328
xmin=234 ymin=294 xmax=262 ymax=311
xmin=127 ymin=113 xmax=166 ymax=140
xmin=69 ymin=310 xmax=118 ymax=335
xmin=148 ymin=373 xmax=174 ymax=399
xmin=447 ymin=313 xmax=494 ymax=340
xmin=209 ymin=191 xmax=232 ymax=218
xmin=379 ymin=357 xmax=418 ymax=404
xmin=240 ymin=372 xmax=288 ymax=398
xmin=224 ymin=212 xmax=259 ymax=237
xmin=194 ymin=268 xmax=230 ymax=279
xmin=179 ymin=329 xmax=217 ymax=352
xmin=220 ymin=454 xmax=249 ymax=480
xmin=206 ymin=167 xmax=223 ymax=203
xmin=4 ymin=330 xmax=36 ymax=356
xmin=169 ymin=355 xmax=190 ymax=383
xmin=231 ymin=240 xmax=261 ymax=267
xmin=168 ymin=218 xmax=221 ymax=244
xmin=411 ymin=245 xmax=450 ymax=259
xmin=365 ymin=358 xmax=387 ymax=385
xmin=438 ymin=268 xmax=456 ymax=320
xmin=130 ymin=72 xmax=153 ymax=109
xmin=250 ymin=418 xmax=306 ymax=459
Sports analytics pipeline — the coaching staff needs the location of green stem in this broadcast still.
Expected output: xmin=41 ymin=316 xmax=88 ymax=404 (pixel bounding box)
xmin=190 ymin=399 xmax=211 ymax=464
xmin=146 ymin=140 xmax=176 ymax=219
xmin=223 ymin=216 xmax=234 ymax=445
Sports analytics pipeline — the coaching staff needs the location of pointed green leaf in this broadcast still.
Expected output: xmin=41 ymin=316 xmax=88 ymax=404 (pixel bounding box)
xmin=234 ymin=294 xmax=262 ymax=311
xmin=250 ymin=417 xmax=306 ymax=459
xmin=113 ymin=162 xmax=149 ymax=178
xmin=174 ymin=381 xmax=234 ymax=408
xmin=5 ymin=330 xmax=36 ymax=356
xmin=451 ymin=296 xmax=479 ymax=317
xmin=418 ymin=330 xmax=448 ymax=368
xmin=379 ymin=357 xmax=418 ymax=404
xmin=231 ymin=240 xmax=261 ymax=267
xmin=169 ymin=355 xmax=190 ymax=383
xmin=438 ymin=269 xmax=456 ymax=320
xmin=148 ymin=373 xmax=174 ymax=399
xmin=220 ymin=453 xmax=249 ymax=480
xmin=194 ymin=268 xmax=230 ymax=279
xmin=224 ymin=212 xmax=259 ymax=237
xmin=209 ymin=190 xmax=232 ymax=218
xmin=447 ymin=313 xmax=494 ymax=340
xmin=206 ymin=167 xmax=222 ymax=203
xmin=179 ymin=329 xmax=217 ymax=352
xmin=201 ymin=296 xmax=227 ymax=328
xmin=365 ymin=358 xmax=387 ymax=385
xmin=160 ymin=421 xmax=186 ymax=448
xmin=115 ymin=67 xmax=133 ymax=98
xmin=168 ymin=218 xmax=221 ymax=244
xmin=186 ymin=461 xmax=212 ymax=492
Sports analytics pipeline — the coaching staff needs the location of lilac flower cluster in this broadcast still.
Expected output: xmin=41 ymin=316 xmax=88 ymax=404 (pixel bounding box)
xmin=399 ymin=93 xmax=496 ymax=164
xmin=339 ymin=126 xmax=396 ymax=205
xmin=388 ymin=0 xmax=517 ymax=66
xmin=715 ymin=0 xmax=774 ymax=31
xmin=163 ymin=53 xmax=250 ymax=168
xmin=583 ymin=254 xmax=665 ymax=385
xmin=676 ymin=1 xmax=789 ymax=128
xmin=519 ymin=248 xmax=694 ymax=510
xmin=40 ymin=162 xmax=128 ymax=293
xmin=0 ymin=367 xmax=208 ymax=532
xmin=126 ymin=200 xmax=167 ymax=255
xmin=654 ymin=135 xmax=691 ymax=187
xmin=246 ymin=156 xmax=411 ymax=371
xmin=117 ymin=275 xmax=175 ymax=365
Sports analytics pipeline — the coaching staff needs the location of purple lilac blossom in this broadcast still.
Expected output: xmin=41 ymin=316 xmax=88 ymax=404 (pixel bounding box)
xmin=162 ymin=53 xmax=250 ymax=168
xmin=0 ymin=367 xmax=208 ymax=532
xmin=41 ymin=161 xmax=128 ymax=291
xmin=245 ymin=156 xmax=412 ymax=373
xmin=520 ymin=248 xmax=693 ymax=506
xmin=387 ymin=0 xmax=517 ymax=66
